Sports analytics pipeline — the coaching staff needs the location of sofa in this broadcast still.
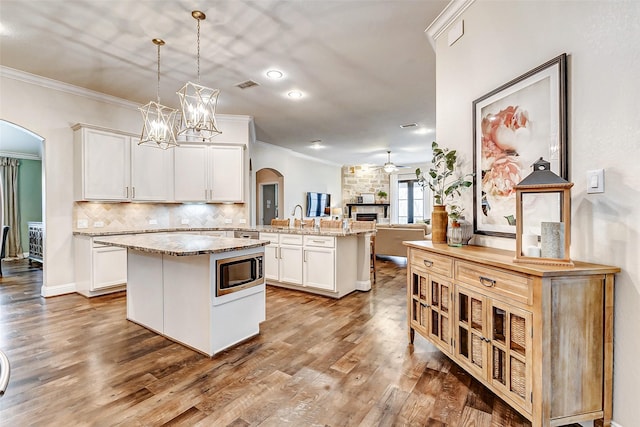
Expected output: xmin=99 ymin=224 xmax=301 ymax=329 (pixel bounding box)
xmin=374 ymin=223 xmax=431 ymax=258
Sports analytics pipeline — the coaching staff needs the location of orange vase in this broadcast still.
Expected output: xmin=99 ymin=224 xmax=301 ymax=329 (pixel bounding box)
xmin=432 ymin=205 xmax=448 ymax=244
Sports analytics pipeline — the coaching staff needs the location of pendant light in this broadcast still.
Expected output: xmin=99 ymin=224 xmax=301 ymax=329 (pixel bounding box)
xmin=139 ymin=38 xmax=179 ymax=149
xmin=176 ymin=10 xmax=221 ymax=141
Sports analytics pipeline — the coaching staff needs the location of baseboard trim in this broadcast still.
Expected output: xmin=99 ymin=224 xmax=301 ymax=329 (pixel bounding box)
xmin=41 ymin=282 xmax=76 ymax=297
xmin=611 ymin=421 xmax=623 ymax=427
xmin=355 ymin=279 xmax=371 ymax=291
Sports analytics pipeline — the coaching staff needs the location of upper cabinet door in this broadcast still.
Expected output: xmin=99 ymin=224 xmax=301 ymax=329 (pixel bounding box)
xmin=209 ymin=145 xmax=244 ymax=203
xmin=131 ymin=142 xmax=173 ymax=201
xmin=173 ymin=145 xmax=208 ymax=202
xmin=74 ymin=126 xmax=130 ymax=201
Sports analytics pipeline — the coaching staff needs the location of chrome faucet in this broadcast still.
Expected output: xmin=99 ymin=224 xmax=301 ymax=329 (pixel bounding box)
xmin=292 ymin=204 xmax=304 ymax=227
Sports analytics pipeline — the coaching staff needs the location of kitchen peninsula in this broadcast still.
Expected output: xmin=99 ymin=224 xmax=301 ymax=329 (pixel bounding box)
xmin=257 ymin=225 xmax=374 ymax=298
xmin=94 ymin=233 xmax=269 ymax=357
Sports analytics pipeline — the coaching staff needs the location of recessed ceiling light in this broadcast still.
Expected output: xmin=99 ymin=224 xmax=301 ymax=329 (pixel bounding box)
xmin=310 ymin=139 xmax=322 ymax=149
xmin=266 ymin=69 xmax=284 ymax=79
xmin=287 ymin=90 xmax=303 ymax=99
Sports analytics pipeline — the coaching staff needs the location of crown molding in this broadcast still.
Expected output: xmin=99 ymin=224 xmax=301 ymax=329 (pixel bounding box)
xmin=0 ymin=66 xmax=139 ymax=110
xmin=0 ymin=151 xmax=41 ymax=161
xmin=424 ymin=0 xmax=475 ymax=50
xmin=253 ymin=140 xmax=342 ymax=168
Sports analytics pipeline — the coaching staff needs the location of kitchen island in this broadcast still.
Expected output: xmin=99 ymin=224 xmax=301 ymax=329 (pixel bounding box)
xmin=94 ymin=233 xmax=269 ymax=357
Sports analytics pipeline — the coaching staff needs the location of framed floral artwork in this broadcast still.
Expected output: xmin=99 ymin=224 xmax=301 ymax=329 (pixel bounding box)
xmin=472 ymin=53 xmax=568 ymax=238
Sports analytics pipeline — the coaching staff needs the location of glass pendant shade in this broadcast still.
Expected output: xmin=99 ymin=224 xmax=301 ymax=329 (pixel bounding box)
xmin=176 ymin=10 xmax=221 ymax=142
xmin=139 ymin=38 xmax=178 ymax=149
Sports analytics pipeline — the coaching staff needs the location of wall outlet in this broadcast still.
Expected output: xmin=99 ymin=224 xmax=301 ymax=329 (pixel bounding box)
xmin=93 ymin=221 xmax=104 ymax=228
xmin=239 ymin=218 xmax=247 ymax=224
xmin=77 ymin=219 xmax=89 ymax=229
xmin=149 ymin=219 xmax=158 ymax=225
xmin=181 ymin=219 xmax=190 ymax=225
xmin=224 ymin=219 xmax=233 ymax=224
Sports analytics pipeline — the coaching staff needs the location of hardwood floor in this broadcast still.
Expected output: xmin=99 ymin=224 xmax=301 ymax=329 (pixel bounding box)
xmin=0 ymin=257 xmax=548 ymax=426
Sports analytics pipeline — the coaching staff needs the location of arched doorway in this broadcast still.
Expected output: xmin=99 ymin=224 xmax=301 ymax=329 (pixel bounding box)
xmin=255 ymin=168 xmax=284 ymax=225
xmin=0 ymin=120 xmax=45 ymax=272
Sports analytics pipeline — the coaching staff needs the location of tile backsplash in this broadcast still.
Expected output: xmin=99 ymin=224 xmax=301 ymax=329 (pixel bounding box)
xmin=73 ymin=202 xmax=248 ymax=231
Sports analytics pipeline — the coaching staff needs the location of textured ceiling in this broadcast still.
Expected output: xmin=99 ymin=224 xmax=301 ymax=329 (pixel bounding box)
xmin=0 ymin=0 xmax=447 ymax=166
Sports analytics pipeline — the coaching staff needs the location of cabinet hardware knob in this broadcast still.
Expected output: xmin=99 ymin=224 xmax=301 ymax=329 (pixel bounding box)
xmin=424 ymin=260 xmax=433 ymax=267
xmin=479 ymin=276 xmax=496 ymax=287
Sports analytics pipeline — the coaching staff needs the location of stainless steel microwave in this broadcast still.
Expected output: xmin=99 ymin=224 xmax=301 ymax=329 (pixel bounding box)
xmin=216 ymin=253 xmax=264 ymax=297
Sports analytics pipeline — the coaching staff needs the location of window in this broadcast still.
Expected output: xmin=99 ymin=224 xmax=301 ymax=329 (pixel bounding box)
xmin=398 ymin=179 xmax=426 ymax=224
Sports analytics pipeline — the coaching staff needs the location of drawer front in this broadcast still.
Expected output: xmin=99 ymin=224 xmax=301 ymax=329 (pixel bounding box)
xmin=409 ymin=249 xmax=453 ymax=278
xmin=279 ymin=233 xmax=303 ymax=246
xmin=455 ymin=261 xmax=532 ymax=305
xmin=303 ymin=235 xmax=335 ymax=248
xmin=259 ymin=233 xmax=279 ymax=244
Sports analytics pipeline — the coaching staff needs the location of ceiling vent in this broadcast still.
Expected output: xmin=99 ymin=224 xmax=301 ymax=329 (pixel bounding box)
xmin=235 ymin=80 xmax=260 ymax=89
xmin=400 ymin=123 xmax=418 ymax=129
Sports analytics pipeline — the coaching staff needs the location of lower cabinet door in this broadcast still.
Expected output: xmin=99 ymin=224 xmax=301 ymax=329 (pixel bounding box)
xmin=303 ymin=247 xmax=335 ymax=291
xmin=92 ymin=246 xmax=127 ymax=290
xmin=488 ymin=300 xmax=533 ymax=413
xmin=279 ymin=245 xmax=303 ymax=284
xmin=455 ymin=284 xmax=489 ymax=379
xmin=264 ymin=244 xmax=280 ymax=281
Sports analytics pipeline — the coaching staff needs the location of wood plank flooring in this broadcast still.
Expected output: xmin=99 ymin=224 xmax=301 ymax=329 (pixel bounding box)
xmin=0 ymin=257 xmax=563 ymax=426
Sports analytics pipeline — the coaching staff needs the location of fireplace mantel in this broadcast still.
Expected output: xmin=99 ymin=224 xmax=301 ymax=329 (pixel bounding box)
xmin=347 ymin=203 xmax=389 ymax=218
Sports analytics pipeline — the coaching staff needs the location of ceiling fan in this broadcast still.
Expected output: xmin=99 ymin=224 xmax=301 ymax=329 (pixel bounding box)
xmin=378 ymin=150 xmax=410 ymax=173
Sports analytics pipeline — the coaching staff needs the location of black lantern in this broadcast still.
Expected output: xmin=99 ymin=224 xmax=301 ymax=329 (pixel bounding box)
xmin=514 ymin=158 xmax=574 ymax=266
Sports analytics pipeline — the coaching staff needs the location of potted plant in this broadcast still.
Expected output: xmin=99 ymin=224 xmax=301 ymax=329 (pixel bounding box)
xmin=416 ymin=141 xmax=474 ymax=244
xmin=376 ymin=190 xmax=387 ymax=203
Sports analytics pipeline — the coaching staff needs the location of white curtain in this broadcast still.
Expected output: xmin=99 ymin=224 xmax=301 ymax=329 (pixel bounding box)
xmin=0 ymin=157 xmax=23 ymax=258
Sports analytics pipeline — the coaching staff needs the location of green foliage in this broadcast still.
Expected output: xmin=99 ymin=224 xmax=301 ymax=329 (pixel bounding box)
xmin=416 ymin=141 xmax=474 ymax=218
xmin=377 ymin=190 xmax=387 ymax=199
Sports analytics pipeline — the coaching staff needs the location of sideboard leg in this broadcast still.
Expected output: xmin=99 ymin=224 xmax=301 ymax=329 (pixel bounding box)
xmin=409 ymin=327 xmax=415 ymax=344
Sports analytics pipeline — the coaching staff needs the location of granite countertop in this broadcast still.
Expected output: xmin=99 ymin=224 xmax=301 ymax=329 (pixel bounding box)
xmin=94 ymin=233 xmax=269 ymax=256
xmin=74 ymin=225 xmax=373 ymax=237
xmin=255 ymin=225 xmax=372 ymax=236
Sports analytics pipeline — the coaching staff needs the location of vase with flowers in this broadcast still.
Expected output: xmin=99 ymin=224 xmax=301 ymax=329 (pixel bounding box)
xmin=416 ymin=141 xmax=474 ymax=244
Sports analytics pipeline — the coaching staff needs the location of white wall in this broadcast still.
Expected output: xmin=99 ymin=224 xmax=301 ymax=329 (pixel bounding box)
xmin=250 ymin=141 xmax=342 ymax=224
xmin=433 ymin=2 xmax=640 ymax=425
xmin=0 ymin=73 xmax=141 ymax=295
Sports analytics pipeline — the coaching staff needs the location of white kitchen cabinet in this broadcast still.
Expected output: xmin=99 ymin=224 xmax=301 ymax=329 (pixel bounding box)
xmin=303 ymin=236 xmax=336 ymax=291
xmin=259 ymin=232 xmax=303 ymax=285
xmin=174 ymin=144 xmax=244 ymax=203
xmin=74 ymin=235 xmax=127 ymax=297
xmin=303 ymin=247 xmax=335 ymax=291
xmin=130 ymin=141 xmax=173 ymax=201
xmin=73 ymin=124 xmax=130 ymax=201
xmin=73 ymin=123 xmax=173 ymax=201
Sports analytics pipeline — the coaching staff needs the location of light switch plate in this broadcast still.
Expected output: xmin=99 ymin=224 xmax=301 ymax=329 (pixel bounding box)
xmin=93 ymin=221 xmax=104 ymax=228
xmin=239 ymin=219 xmax=247 ymax=224
xmin=587 ymin=169 xmax=604 ymax=194
xmin=224 ymin=219 xmax=233 ymax=224
xmin=77 ymin=219 xmax=89 ymax=229
xmin=181 ymin=219 xmax=190 ymax=225
xmin=149 ymin=219 xmax=158 ymax=225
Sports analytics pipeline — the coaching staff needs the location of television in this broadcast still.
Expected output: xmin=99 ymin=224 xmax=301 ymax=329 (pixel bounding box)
xmin=306 ymin=192 xmax=331 ymax=217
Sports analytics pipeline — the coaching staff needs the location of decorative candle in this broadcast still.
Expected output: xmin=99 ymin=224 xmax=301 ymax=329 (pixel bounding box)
xmin=541 ymin=222 xmax=565 ymax=258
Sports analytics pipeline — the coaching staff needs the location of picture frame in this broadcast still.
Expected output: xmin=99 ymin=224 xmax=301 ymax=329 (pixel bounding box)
xmin=472 ymin=53 xmax=568 ymax=238
xmin=361 ymin=193 xmax=375 ymax=204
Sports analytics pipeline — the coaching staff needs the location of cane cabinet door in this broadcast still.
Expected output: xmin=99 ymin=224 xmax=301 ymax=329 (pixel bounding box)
xmin=455 ymin=284 xmax=489 ymax=379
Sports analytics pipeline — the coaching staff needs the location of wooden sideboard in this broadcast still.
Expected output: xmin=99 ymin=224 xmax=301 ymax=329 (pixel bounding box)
xmin=404 ymin=241 xmax=619 ymax=427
